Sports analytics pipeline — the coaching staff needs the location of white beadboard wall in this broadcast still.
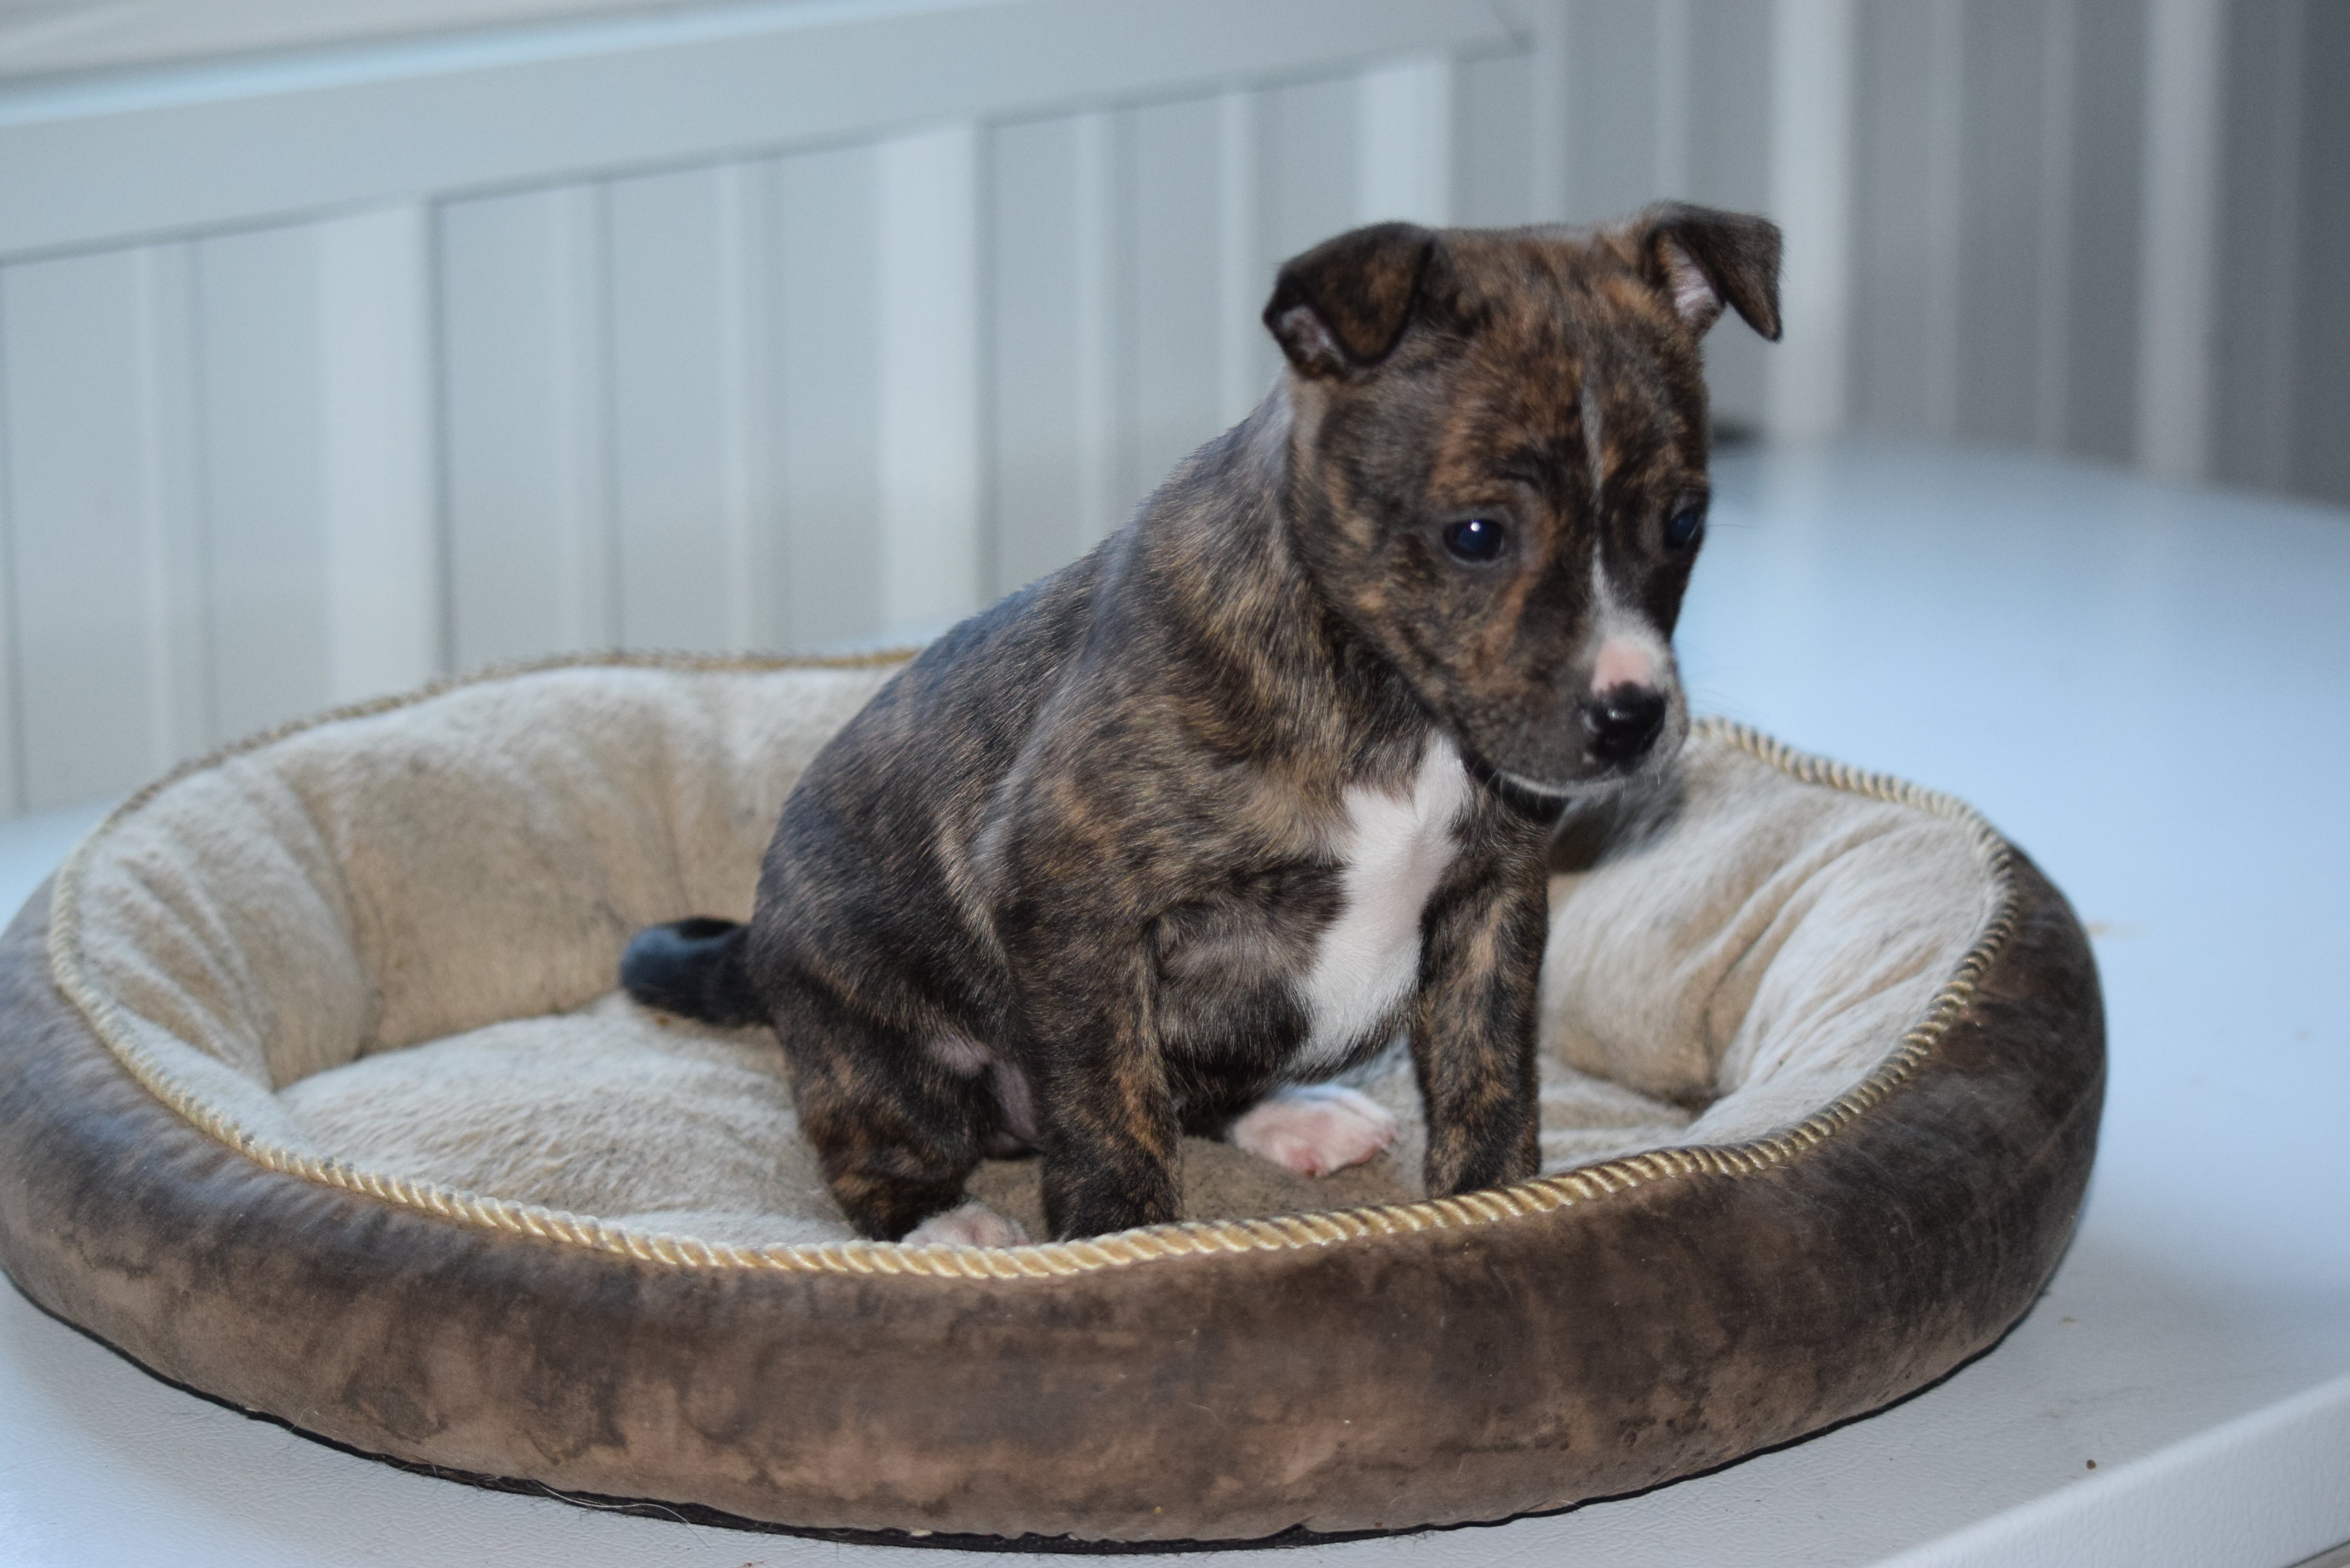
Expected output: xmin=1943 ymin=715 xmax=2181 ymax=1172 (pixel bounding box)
xmin=0 ymin=0 xmax=2341 ymax=817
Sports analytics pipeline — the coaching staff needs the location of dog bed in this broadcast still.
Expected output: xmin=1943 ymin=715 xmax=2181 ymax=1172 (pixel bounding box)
xmin=0 ymin=653 xmax=2102 ymax=1546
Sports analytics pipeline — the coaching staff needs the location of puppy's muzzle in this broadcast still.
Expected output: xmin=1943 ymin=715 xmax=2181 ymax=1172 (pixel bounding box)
xmin=1580 ymin=683 xmax=1668 ymax=769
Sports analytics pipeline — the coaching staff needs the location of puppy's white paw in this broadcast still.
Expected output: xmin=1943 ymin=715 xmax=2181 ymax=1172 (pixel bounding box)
xmin=901 ymin=1201 xmax=1030 ymax=1248
xmin=1229 ymin=1084 xmax=1398 ymax=1178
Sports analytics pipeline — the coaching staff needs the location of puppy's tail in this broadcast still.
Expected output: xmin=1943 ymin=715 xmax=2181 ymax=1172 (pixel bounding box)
xmin=620 ymin=917 xmax=766 ymax=1027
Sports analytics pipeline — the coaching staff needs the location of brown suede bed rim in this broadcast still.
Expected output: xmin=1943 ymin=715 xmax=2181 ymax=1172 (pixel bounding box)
xmin=0 ymin=856 xmax=2103 ymax=1545
xmin=44 ymin=650 xmax=2019 ymax=1279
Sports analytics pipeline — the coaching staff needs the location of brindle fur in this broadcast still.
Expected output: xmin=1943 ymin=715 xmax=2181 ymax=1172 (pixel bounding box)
xmin=624 ymin=204 xmax=1781 ymax=1241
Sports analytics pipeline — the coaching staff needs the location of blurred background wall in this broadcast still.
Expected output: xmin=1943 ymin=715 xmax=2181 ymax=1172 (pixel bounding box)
xmin=0 ymin=0 xmax=2340 ymax=816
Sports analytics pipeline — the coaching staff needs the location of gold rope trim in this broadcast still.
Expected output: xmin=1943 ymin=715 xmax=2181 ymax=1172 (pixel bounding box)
xmin=49 ymin=659 xmax=2020 ymax=1282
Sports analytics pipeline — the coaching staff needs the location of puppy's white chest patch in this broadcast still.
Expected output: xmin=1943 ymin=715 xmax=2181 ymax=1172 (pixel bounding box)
xmin=1293 ymin=736 xmax=1471 ymax=1071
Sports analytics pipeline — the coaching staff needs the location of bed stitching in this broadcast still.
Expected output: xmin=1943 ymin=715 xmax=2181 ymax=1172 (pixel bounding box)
xmin=47 ymin=654 xmax=2021 ymax=1280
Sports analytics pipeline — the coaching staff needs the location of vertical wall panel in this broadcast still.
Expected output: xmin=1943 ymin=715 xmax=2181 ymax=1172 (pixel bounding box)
xmin=876 ymin=124 xmax=984 ymax=641
xmin=1131 ymin=97 xmax=1230 ymax=503
xmin=2209 ymin=0 xmax=2341 ymax=510
xmin=439 ymin=184 xmax=615 ymax=671
xmin=771 ymin=143 xmax=884 ymax=651
xmin=0 ymin=337 xmax=16 ymax=810
xmin=716 ymin=162 xmax=783 ymax=653
xmin=196 ymin=225 xmax=332 ymax=742
xmin=1074 ymin=116 xmax=1132 ymax=556
xmin=2063 ymin=0 xmax=2145 ymax=464
xmin=1954 ymin=0 xmax=2051 ymax=447
xmin=1562 ymin=0 xmax=1663 ymax=222
xmin=990 ymin=94 xmax=1257 ymax=596
xmin=1217 ymin=90 xmax=1277 ymax=425
xmin=1687 ymin=4 xmax=1775 ymax=209
xmin=1654 ymin=0 xmax=1693 ymax=197
xmin=2288 ymin=0 xmax=2348 ymax=506
xmin=1357 ymin=56 xmax=1455 ymax=226
xmin=1523 ymin=0 xmax=1574 ymax=224
xmin=145 ymin=244 xmax=216 ymax=764
xmin=2211 ymin=0 xmax=2300 ymax=493
xmin=137 ymin=245 xmax=215 ymax=769
xmin=0 ymin=251 xmax=183 ymax=808
xmin=1452 ymin=50 xmax=1537 ymax=229
xmin=2136 ymin=0 xmax=2224 ymax=481
xmin=1259 ymin=76 xmax=1361 ymax=271
xmin=1687 ymin=0 xmax=1775 ymax=431
xmin=1767 ymin=0 xmax=1857 ymax=443
xmin=317 ymin=203 xmax=442 ymax=705
xmin=2030 ymin=0 xmax=2076 ymax=450
xmin=2 ymin=256 xmax=168 ymax=809
xmin=606 ymin=165 xmax=740 ymax=652
xmin=989 ymin=115 xmax=1111 ymax=597
xmin=1850 ymin=0 xmax=1948 ymax=436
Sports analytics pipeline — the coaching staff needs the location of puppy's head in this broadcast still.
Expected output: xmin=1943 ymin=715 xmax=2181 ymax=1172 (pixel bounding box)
xmin=1264 ymin=206 xmax=1781 ymax=797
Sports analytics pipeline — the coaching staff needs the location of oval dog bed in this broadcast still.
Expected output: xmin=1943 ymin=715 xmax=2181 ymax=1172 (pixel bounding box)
xmin=0 ymin=654 xmax=2102 ymax=1546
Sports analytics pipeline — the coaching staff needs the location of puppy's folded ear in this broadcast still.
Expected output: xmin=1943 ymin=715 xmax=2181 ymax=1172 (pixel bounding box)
xmin=1264 ymin=222 xmax=1438 ymax=377
xmin=1631 ymin=203 xmax=1783 ymax=341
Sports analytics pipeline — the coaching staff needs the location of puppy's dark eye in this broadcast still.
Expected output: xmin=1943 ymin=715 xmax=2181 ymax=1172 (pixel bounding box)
xmin=1442 ymin=517 xmax=1507 ymax=563
xmin=1665 ymin=506 xmax=1705 ymax=549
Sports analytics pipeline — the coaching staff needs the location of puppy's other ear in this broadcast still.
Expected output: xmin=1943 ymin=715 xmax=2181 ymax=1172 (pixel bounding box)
xmin=1632 ymin=203 xmax=1783 ymax=341
xmin=1265 ymin=222 xmax=1437 ymax=377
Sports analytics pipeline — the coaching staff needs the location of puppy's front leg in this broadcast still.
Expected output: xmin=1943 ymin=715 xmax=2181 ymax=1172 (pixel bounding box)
xmin=1412 ymin=849 xmax=1549 ymax=1196
xmin=1015 ymin=947 xmax=1184 ymax=1240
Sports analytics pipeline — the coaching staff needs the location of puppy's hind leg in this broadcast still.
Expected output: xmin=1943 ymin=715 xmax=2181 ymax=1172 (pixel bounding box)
xmin=903 ymin=1200 xmax=1030 ymax=1248
xmin=1229 ymin=1083 xmax=1398 ymax=1177
xmin=769 ymin=973 xmax=1005 ymax=1242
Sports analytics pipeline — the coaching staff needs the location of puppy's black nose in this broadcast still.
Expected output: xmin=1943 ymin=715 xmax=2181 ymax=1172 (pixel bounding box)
xmin=1581 ymin=685 xmax=1667 ymax=767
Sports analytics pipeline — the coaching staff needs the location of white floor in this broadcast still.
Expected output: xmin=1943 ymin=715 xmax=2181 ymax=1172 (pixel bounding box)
xmin=2 ymin=440 xmax=2346 ymax=1566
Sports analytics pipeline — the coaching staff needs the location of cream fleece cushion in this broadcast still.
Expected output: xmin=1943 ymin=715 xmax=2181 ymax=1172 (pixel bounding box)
xmin=53 ymin=661 xmax=2000 ymax=1247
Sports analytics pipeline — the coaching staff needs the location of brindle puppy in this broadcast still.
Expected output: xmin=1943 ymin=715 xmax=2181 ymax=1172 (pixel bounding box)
xmin=624 ymin=205 xmax=1781 ymax=1243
